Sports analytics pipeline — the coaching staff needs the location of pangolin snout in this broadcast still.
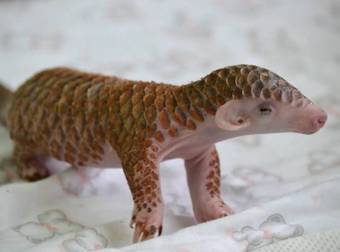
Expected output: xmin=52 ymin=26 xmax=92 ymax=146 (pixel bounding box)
xmin=312 ymin=111 xmax=327 ymax=130
xmin=302 ymin=105 xmax=328 ymax=134
xmin=293 ymin=103 xmax=328 ymax=134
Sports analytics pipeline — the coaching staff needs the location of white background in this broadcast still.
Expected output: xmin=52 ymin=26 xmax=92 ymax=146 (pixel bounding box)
xmin=0 ymin=1 xmax=340 ymax=251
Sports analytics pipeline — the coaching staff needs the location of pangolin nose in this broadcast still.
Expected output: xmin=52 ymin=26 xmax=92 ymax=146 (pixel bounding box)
xmin=313 ymin=113 xmax=328 ymax=129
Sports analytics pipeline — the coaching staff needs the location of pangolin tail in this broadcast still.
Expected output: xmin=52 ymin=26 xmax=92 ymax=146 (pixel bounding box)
xmin=0 ymin=82 xmax=13 ymax=127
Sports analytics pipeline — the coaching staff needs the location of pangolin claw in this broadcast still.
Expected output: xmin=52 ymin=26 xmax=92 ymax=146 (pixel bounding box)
xmin=130 ymin=215 xmax=136 ymax=228
xmin=133 ymin=222 xmax=162 ymax=243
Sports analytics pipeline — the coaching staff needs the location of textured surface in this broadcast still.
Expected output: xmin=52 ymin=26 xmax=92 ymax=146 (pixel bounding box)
xmin=6 ymin=63 xmax=306 ymax=242
xmin=8 ymin=64 xmax=301 ymax=172
xmin=0 ymin=0 xmax=340 ymax=251
xmin=256 ymin=229 xmax=340 ymax=252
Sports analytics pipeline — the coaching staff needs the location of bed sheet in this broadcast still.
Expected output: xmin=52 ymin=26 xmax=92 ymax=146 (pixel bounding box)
xmin=1 ymin=0 xmax=340 ymax=251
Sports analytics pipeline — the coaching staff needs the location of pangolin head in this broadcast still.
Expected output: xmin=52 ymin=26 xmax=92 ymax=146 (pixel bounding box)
xmin=197 ymin=64 xmax=327 ymax=135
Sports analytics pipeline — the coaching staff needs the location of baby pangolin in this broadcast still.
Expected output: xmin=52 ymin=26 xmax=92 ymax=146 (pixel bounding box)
xmin=0 ymin=64 xmax=327 ymax=242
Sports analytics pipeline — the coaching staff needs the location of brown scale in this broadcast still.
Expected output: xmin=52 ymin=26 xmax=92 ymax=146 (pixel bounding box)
xmin=7 ymin=65 xmax=303 ymax=218
xmin=205 ymin=149 xmax=221 ymax=198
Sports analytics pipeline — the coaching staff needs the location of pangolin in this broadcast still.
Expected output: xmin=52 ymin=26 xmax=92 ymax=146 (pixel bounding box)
xmin=0 ymin=65 xmax=327 ymax=242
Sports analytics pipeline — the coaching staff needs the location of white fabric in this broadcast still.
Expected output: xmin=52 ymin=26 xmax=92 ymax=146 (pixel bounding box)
xmin=1 ymin=0 xmax=340 ymax=251
xmin=255 ymin=229 xmax=340 ymax=252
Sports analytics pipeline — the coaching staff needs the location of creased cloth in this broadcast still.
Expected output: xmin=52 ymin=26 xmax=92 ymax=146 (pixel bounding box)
xmin=1 ymin=124 xmax=340 ymax=252
xmin=1 ymin=0 xmax=340 ymax=251
xmin=255 ymin=229 xmax=340 ymax=252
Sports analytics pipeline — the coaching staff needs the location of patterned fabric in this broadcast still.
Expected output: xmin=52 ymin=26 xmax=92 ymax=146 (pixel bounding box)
xmin=0 ymin=0 xmax=340 ymax=251
xmin=256 ymin=229 xmax=340 ymax=252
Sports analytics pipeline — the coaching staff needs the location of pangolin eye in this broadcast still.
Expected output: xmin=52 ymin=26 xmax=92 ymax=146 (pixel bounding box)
xmin=259 ymin=104 xmax=272 ymax=115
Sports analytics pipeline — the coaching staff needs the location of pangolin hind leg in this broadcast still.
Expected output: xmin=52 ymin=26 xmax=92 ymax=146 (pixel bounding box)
xmin=121 ymin=145 xmax=164 ymax=242
xmin=185 ymin=145 xmax=233 ymax=223
xmin=14 ymin=145 xmax=51 ymax=181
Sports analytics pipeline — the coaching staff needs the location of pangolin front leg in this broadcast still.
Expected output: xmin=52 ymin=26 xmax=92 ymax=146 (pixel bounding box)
xmin=121 ymin=144 xmax=164 ymax=242
xmin=185 ymin=145 xmax=233 ymax=223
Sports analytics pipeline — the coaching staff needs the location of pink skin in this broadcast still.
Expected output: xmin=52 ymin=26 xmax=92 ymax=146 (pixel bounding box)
xmin=214 ymin=97 xmax=327 ymax=136
xmin=185 ymin=145 xmax=234 ymax=222
xmin=126 ymin=95 xmax=326 ymax=241
xmin=42 ymin=95 xmax=327 ymax=242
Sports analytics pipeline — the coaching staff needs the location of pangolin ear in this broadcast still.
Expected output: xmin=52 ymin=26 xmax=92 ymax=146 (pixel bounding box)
xmin=215 ymin=102 xmax=250 ymax=131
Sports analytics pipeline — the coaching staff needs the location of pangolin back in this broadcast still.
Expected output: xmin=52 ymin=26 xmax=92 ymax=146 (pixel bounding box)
xmin=8 ymin=65 xmax=302 ymax=167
